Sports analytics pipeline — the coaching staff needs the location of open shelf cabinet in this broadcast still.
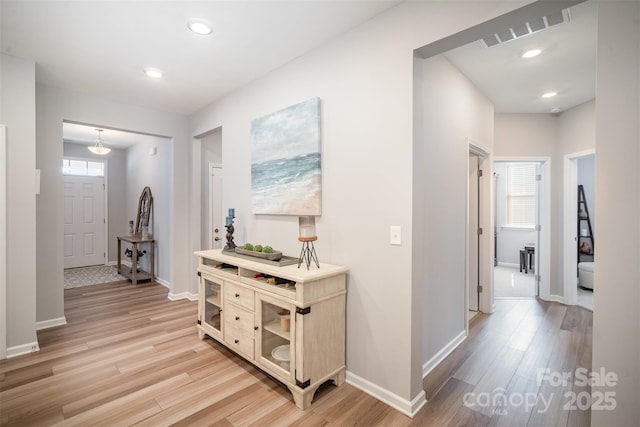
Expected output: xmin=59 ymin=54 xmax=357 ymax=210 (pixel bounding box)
xmin=195 ymin=248 xmax=347 ymax=410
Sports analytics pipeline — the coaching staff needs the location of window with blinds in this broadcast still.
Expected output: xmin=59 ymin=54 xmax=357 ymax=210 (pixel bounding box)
xmin=506 ymin=163 xmax=536 ymax=226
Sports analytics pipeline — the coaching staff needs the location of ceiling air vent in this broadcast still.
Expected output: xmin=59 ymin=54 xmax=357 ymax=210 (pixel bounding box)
xmin=481 ymin=8 xmax=571 ymax=47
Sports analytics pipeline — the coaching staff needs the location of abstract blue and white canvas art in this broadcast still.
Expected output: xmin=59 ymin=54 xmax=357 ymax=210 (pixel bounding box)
xmin=251 ymin=98 xmax=321 ymax=215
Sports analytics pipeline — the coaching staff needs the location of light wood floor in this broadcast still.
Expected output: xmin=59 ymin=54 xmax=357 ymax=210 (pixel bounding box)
xmin=0 ymin=281 xmax=591 ymax=426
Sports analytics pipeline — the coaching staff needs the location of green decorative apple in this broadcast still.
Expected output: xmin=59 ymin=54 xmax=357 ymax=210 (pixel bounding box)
xmin=243 ymin=243 xmax=254 ymax=250
xmin=254 ymin=244 xmax=263 ymax=252
xmin=262 ymin=246 xmax=273 ymax=253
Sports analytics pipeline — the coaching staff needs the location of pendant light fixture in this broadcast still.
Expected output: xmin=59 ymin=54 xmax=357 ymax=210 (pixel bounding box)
xmin=88 ymin=128 xmax=111 ymax=155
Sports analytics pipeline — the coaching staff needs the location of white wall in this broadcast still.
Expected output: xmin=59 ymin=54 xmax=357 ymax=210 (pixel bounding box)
xmin=0 ymin=54 xmax=38 ymax=355
xmin=188 ymin=1 xmax=522 ymax=411
xmin=63 ymin=142 xmax=127 ymax=263
xmin=125 ymin=139 xmax=172 ymax=283
xmin=592 ymin=2 xmax=640 ymax=425
xmin=36 ymin=84 xmax=189 ymax=325
xmin=414 ymin=53 xmax=494 ymax=368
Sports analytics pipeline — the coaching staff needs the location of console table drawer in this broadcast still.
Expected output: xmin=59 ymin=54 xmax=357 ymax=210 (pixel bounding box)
xmin=225 ymin=325 xmax=254 ymax=358
xmin=224 ymin=281 xmax=255 ymax=311
xmin=223 ymin=303 xmax=254 ymax=335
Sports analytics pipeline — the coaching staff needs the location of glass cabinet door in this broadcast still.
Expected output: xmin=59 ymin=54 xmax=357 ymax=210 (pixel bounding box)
xmin=202 ymin=276 xmax=222 ymax=337
xmin=256 ymin=294 xmax=295 ymax=380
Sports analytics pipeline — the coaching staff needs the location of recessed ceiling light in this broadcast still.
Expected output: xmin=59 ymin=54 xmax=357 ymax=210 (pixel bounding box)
xmin=522 ymin=49 xmax=542 ymax=59
xmin=541 ymin=91 xmax=557 ymax=99
xmin=187 ymin=19 xmax=213 ymax=35
xmin=144 ymin=68 xmax=164 ymax=79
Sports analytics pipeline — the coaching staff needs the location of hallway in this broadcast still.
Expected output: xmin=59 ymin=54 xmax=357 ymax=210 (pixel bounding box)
xmin=419 ymin=298 xmax=592 ymax=426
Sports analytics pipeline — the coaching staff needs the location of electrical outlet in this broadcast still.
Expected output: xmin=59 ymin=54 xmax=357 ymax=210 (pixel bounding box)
xmin=390 ymin=226 xmax=401 ymax=245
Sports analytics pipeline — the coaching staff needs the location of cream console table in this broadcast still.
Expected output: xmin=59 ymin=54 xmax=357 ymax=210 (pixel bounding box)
xmin=194 ymin=248 xmax=347 ymax=410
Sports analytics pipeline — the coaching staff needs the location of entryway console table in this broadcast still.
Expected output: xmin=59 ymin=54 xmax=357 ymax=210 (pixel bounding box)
xmin=117 ymin=234 xmax=155 ymax=285
xmin=194 ymin=248 xmax=347 ymax=410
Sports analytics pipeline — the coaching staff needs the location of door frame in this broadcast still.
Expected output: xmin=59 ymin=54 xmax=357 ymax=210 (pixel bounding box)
xmin=563 ymin=149 xmax=595 ymax=306
xmin=208 ymin=162 xmax=223 ymax=249
xmin=466 ymin=140 xmax=493 ymax=333
xmin=63 ymin=156 xmax=109 ymax=268
xmin=494 ymin=156 xmax=551 ymax=300
xmin=468 ymin=153 xmax=480 ymax=313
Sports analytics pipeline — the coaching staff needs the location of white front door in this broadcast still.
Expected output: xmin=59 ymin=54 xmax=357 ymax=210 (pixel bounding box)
xmin=64 ymin=175 xmax=105 ymax=268
xmin=209 ymin=164 xmax=224 ymax=249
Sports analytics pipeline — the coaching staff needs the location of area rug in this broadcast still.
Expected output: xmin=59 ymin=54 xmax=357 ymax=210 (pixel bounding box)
xmin=64 ymin=265 xmax=127 ymax=289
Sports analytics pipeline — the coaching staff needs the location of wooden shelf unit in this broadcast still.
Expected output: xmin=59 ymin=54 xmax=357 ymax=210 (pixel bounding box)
xmin=117 ymin=234 xmax=155 ymax=285
xmin=195 ymin=248 xmax=347 ymax=410
xmin=577 ymin=184 xmax=594 ymax=267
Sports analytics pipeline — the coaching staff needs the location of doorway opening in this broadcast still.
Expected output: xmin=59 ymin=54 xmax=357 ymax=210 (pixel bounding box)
xmin=563 ymin=150 xmax=595 ymax=310
xmin=62 ymin=121 xmax=172 ymax=289
xmin=493 ymin=159 xmax=550 ymax=299
xmin=467 ymin=142 xmax=492 ymax=329
xmin=198 ymin=128 xmax=223 ymax=251
xmin=63 ymin=159 xmax=107 ymax=269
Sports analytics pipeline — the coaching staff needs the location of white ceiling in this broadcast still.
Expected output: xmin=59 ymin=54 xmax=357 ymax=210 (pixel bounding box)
xmin=443 ymin=0 xmax=596 ymax=114
xmin=1 ymin=0 xmax=403 ymax=116
xmin=2 ymin=1 xmax=596 ymax=146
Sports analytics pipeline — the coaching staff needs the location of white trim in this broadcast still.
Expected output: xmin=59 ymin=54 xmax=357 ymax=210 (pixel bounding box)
xmin=545 ymin=294 xmax=566 ymax=304
xmin=345 ymin=370 xmax=427 ymax=417
xmin=103 ymin=159 xmax=109 ymax=266
xmin=159 ymin=277 xmax=198 ymax=300
xmin=168 ymin=291 xmax=198 ymax=301
xmin=501 ymin=224 xmax=535 ymax=231
xmin=208 ymin=162 xmax=223 ymax=249
xmin=155 ymin=276 xmax=170 ymax=288
xmin=36 ymin=317 xmax=67 ymax=330
xmin=466 ymin=141 xmax=494 ymax=321
xmin=563 ymin=149 xmax=595 ymax=306
xmin=62 ymin=156 xmax=109 ymax=267
xmin=494 ymin=157 xmax=551 ymax=302
xmin=1 ymin=125 xmax=6 ymax=359
xmin=6 ymin=341 xmax=40 ymax=358
xmin=423 ymin=329 xmax=467 ymax=378
xmin=468 ymin=138 xmax=490 ymax=158
xmin=497 ymin=262 xmax=520 ymax=269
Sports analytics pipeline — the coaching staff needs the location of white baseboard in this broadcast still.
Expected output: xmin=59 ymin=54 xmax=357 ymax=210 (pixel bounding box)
xmin=345 ymin=370 xmax=426 ymax=417
xmin=545 ymin=294 xmax=566 ymax=304
xmin=6 ymin=341 xmax=39 ymax=358
xmin=168 ymin=291 xmax=198 ymax=301
xmin=36 ymin=317 xmax=67 ymax=330
xmin=155 ymin=278 xmax=196 ymax=301
xmin=497 ymin=262 xmax=520 ymax=269
xmin=423 ymin=329 xmax=467 ymax=378
xmin=155 ymin=277 xmax=170 ymax=289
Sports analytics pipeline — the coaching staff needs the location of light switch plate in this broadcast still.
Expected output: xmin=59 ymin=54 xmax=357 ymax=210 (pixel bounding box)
xmin=390 ymin=226 xmax=401 ymax=245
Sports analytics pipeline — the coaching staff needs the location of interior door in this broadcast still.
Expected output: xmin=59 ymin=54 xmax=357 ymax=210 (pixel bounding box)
xmin=468 ymin=154 xmax=480 ymax=311
xmin=209 ymin=163 xmax=223 ymax=249
xmin=63 ymin=175 xmax=105 ymax=268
